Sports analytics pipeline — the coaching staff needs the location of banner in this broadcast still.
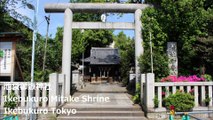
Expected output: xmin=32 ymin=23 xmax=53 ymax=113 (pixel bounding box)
xmin=0 ymin=42 xmax=12 ymax=74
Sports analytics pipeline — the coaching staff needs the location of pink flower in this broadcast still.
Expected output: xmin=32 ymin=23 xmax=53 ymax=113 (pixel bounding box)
xmin=189 ymin=89 xmax=194 ymax=93
xmin=160 ymin=75 xmax=205 ymax=82
xmin=162 ymin=92 xmax=166 ymax=96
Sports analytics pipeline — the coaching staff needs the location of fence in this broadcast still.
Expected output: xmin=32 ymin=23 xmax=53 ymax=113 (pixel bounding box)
xmin=141 ymin=73 xmax=213 ymax=118
xmin=0 ymin=73 xmax=65 ymax=109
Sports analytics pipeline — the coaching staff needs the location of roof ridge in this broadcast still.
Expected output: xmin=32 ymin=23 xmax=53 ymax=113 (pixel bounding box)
xmin=92 ymin=47 xmax=118 ymax=49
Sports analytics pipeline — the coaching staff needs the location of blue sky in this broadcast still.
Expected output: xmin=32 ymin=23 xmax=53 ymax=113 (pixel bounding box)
xmin=16 ymin=0 xmax=135 ymax=38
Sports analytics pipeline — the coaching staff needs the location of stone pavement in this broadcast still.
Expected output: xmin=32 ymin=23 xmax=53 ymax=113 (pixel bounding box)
xmin=78 ymin=83 xmax=127 ymax=93
xmin=57 ymin=83 xmax=147 ymax=120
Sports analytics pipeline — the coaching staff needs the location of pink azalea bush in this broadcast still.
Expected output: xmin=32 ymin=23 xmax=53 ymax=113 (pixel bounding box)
xmin=160 ymin=75 xmax=205 ymax=82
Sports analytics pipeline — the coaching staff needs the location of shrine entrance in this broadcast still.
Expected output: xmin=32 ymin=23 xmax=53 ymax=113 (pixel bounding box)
xmin=45 ymin=3 xmax=149 ymax=97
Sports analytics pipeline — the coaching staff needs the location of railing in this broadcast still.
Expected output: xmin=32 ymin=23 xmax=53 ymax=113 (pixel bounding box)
xmin=0 ymin=82 xmax=49 ymax=108
xmin=142 ymin=73 xmax=213 ymax=109
xmin=0 ymin=73 xmax=66 ymax=109
xmin=155 ymin=82 xmax=213 ymax=108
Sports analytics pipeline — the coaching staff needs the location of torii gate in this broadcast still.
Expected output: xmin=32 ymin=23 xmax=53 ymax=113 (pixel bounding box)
xmin=45 ymin=3 xmax=149 ymax=97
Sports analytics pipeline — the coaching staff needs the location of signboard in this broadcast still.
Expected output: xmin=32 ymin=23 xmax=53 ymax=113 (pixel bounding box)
xmin=167 ymin=42 xmax=178 ymax=76
xmin=0 ymin=42 xmax=12 ymax=74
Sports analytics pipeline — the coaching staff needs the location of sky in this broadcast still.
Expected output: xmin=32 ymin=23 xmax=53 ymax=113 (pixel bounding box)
xmin=15 ymin=0 xmax=135 ymax=38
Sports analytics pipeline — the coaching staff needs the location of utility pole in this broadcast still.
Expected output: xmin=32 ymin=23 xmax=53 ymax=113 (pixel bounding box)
xmin=149 ymin=17 xmax=153 ymax=73
xmin=81 ymin=29 xmax=85 ymax=84
xmin=26 ymin=0 xmax=39 ymax=119
xmin=150 ymin=31 xmax=153 ymax=73
xmin=42 ymin=15 xmax=50 ymax=74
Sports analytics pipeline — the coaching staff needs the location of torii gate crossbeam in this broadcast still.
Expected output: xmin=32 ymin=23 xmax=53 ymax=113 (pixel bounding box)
xmin=72 ymin=22 xmax=135 ymax=30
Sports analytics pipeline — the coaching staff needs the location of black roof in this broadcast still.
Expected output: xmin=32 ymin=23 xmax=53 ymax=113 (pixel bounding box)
xmin=85 ymin=47 xmax=120 ymax=65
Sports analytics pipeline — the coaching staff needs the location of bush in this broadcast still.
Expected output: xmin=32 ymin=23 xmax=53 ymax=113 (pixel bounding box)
xmin=153 ymin=96 xmax=159 ymax=108
xmin=203 ymin=74 xmax=212 ymax=81
xmin=164 ymin=90 xmax=194 ymax=112
xmin=132 ymin=83 xmax=141 ymax=104
xmin=4 ymin=91 xmax=17 ymax=110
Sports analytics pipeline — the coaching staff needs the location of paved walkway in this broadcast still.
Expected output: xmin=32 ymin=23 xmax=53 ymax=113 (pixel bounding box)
xmin=70 ymin=83 xmax=133 ymax=107
xmin=78 ymin=83 xmax=127 ymax=93
xmin=58 ymin=83 xmax=147 ymax=120
xmin=68 ymin=92 xmax=134 ymax=107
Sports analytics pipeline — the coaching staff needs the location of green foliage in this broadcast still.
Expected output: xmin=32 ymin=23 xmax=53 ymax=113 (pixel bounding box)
xmin=140 ymin=0 xmax=213 ymax=77
xmin=203 ymin=96 xmax=211 ymax=106
xmin=164 ymin=90 xmax=194 ymax=112
xmin=70 ymin=0 xmax=115 ymax=63
xmin=114 ymin=32 xmax=135 ymax=85
xmin=56 ymin=28 xmax=114 ymax=64
xmin=139 ymin=7 xmax=169 ymax=80
xmin=4 ymin=91 xmax=17 ymax=110
xmin=139 ymin=50 xmax=169 ymax=81
xmin=204 ymin=74 xmax=212 ymax=81
xmin=153 ymin=95 xmax=159 ymax=108
xmin=0 ymin=0 xmax=32 ymax=30
xmin=6 ymin=0 xmax=114 ymax=81
xmin=132 ymin=83 xmax=141 ymax=104
xmin=132 ymin=94 xmax=140 ymax=104
xmin=0 ymin=50 xmax=3 ymax=58
xmin=203 ymin=97 xmax=211 ymax=103
xmin=81 ymin=30 xmax=114 ymax=61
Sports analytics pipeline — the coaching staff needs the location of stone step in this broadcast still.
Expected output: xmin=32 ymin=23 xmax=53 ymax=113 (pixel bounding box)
xmin=57 ymin=116 xmax=148 ymax=120
xmin=58 ymin=110 xmax=144 ymax=117
xmin=72 ymin=107 xmax=142 ymax=111
xmin=62 ymin=105 xmax=142 ymax=111
xmin=77 ymin=91 xmax=127 ymax=93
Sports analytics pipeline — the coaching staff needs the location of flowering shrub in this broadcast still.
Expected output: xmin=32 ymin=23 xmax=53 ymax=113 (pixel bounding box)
xmin=160 ymin=75 xmax=205 ymax=82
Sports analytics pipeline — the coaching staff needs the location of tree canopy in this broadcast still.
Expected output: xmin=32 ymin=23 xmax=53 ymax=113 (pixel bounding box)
xmin=114 ymin=32 xmax=135 ymax=85
xmin=0 ymin=0 xmax=32 ymax=31
xmin=140 ymin=0 xmax=213 ymax=80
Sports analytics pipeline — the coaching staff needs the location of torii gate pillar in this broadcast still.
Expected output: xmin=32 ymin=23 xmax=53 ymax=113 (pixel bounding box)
xmin=135 ymin=9 xmax=143 ymax=85
xmin=62 ymin=8 xmax=72 ymax=97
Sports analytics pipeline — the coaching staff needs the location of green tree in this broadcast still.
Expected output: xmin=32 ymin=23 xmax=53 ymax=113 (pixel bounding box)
xmin=0 ymin=0 xmax=32 ymax=31
xmin=139 ymin=7 xmax=169 ymax=80
xmin=69 ymin=0 xmax=115 ymax=64
xmin=0 ymin=0 xmax=36 ymax=81
xmin=114 ymin=32 xmax=135 ymax=85
xmin=1 ymin=0 xmax=114 ymax=81
xmin=140 ymin=0 xmax=213 ymax=78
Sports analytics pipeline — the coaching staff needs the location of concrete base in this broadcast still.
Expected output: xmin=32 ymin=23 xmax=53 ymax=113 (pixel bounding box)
xmin=144 ymin=107 xmax=213 ymax=120
xmin=15 ymin=113 xmax=57 ymax=120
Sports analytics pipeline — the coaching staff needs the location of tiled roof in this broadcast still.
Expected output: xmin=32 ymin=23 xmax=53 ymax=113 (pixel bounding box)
xmin=88 ymin=47 xmax=120 ymax=65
